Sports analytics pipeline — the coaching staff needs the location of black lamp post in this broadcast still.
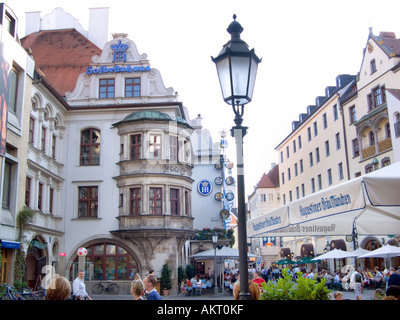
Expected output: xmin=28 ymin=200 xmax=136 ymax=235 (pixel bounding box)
xmin=212 ymin=14 xmax=261 ymax=300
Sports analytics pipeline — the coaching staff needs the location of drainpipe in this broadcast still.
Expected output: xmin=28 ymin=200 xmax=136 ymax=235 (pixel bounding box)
xmin=338 ymin=99 xmax=351 ymax=181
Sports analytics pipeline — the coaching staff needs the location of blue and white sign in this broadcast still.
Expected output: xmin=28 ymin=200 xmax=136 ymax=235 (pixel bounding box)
xmin=197 ymin=180 xmax=212 ymax=196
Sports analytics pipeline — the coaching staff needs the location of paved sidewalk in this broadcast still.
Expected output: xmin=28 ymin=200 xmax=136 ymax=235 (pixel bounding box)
xmin=91 ymin=287 xmax=377 ymax=300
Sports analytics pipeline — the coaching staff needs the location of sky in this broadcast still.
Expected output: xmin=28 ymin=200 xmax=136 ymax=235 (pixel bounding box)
xmin=7 ymin=0 xmax=400 ymax=196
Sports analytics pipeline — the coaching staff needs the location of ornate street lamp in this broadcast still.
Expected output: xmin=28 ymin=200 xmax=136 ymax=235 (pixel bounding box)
xmin=212 ymin=232 xmax=219 ymax=295
xmin=212 ymin=14 xmax=261 ymax=300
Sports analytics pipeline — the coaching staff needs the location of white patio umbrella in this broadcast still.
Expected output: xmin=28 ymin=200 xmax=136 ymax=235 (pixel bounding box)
xmin=357 ymin=245 xmax=400 ymax=268
xmin=342 ymin=247 xmax=370 ymax=258
xmin=357 ymin=245 xmax=400 ymax=259
xmin=190 ymin=246 xmax=261 ymax=260
xmin=311 ymin=248 xmax=350 ymax=261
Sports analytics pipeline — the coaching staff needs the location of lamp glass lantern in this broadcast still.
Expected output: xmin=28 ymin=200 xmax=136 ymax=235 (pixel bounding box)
xmin=212 ymin=15 xmax=261 ymax=107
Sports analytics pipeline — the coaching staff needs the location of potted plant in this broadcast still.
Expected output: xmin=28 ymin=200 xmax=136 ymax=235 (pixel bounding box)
xmin=160 ymin=263 xmax=172 ymax=295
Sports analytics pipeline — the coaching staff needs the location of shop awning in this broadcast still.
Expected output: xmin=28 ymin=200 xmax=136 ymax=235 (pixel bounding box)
xmin=31 ymin=240 xmax=48 ymax=249
xmin=1 ymin=240 xmax=20 ymax=249
xmin=248 ymin=162 xmax=400 ymax=237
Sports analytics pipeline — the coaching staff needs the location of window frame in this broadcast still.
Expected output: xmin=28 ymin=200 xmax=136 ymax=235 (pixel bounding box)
xmin=149 ymin=187 xmax=162 ymax=215
xmin=125 ymin=77 xmax=141 ymax=97
xmin=78 ymin=186 xmax=98 ymax=218
xmin=99 ymin=78 xmax=115 ymax=99
xmin=80 ymin=128 xmax=101 ymax=166
xmin=129 ymin=187 xmax=141 ymax=215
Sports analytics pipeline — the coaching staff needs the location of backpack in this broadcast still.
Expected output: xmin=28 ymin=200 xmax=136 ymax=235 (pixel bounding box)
xmin=355 ymin=273 xmax=362 ymax=283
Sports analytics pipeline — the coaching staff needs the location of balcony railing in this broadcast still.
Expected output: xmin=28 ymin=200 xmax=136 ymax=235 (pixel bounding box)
xmin=361 ymin=138 xmax=392 ymax=160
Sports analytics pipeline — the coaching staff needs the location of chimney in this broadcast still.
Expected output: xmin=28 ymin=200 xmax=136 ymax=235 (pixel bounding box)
xmin=25 ymin=11 xmax=41 ymax=36
xmin=88 ymin=7 xmax=109 ymax=49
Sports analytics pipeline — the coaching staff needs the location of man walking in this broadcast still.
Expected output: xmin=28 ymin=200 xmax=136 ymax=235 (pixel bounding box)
xmin=144 ymin=274 xmax=162 ymax=300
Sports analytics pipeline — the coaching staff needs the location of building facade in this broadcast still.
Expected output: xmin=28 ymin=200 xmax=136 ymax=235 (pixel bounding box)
xmin=254 ymin=30 xmax=400 ymax=268
xmin=0 ymin=5 xmax=231 ymax=294
xmin=0 ymin=3 xmax=34 ymax=284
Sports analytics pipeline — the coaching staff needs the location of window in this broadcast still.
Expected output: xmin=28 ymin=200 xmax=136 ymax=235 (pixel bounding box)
xmin=333 ymin=104 xmax=338 ymax=121
xmin=9 ymin=67 xmax=18 ymax=113
xmin=286 ymin=146 xmax=290 ymax=159
xmin=41 ymin=127 xmax=46 ymax=151
xmin=74 ymin=242 xmax=139 ymax=280
xmin=369 ymin=131 xmax=375 ymax=146
xmin=49 ymin=188 xmax=54 ymax=214
xmin=130 ymin=188 xmax=141 ymax=215
xmin=323 ymin=113 xmax=327 ymax=129
xmin=298 ymin=136 xmax=302 ymax=149
xmin=52 ymin=134 xmax=56 ymax=159
xmin=29 ymin=117 xmax=35 ymax=143
xmin=78 ymin=186 xmax=98 ymax=218
xmin=315 ymin=147 xmax=320 ymax=163
xmin=368 ymin=86 xmax=386 ymax=110
xmin=309 ymin=152 xmax=313 ymax=167
xmin=327 ymin=169 xmax=332 ymax=186
xmin=287 ymin=168 xmax=291 ymax=181
xmin=301 ymin=184 xmax=305 ymax=197
xmin=280 ymin=151 xmax=283 ymax=163
xmin=130 ymin=134 xmax=141 ymax=160
xmin=2 ymin=161 xmax=12 ymax=209
xmin=170 ymin=188 xmax=179 ymax=215
xmin=185 ymin=191 xmax=189 ymax=216
xmin=4 ymin=10 xmax=16 ymax=37
xmin=370 ymin=59 xmax=377 ymax=74
xmin=293 ymin=140 xmax=296 ymax=153
xmin=311 ymin=178 xmax=315 ymax=193
xmin=294 ymin=163 xmax=298 ymax=176
xmin=325 ymin=140 xmax=330 ymax=157
xmin=80 ymin=129 xmax=100 ymax=165
xmin=281 ymin=172 xmax=285 ymax=185
xmin=99 ymin=79 xmax=115 ymax=99
xmin=352 ymin=138 xmax=359 ymax=157
xmin=349 ymin=106 xmax=356 ymax=124
xmin=318 ymin=174 xmax=322 ymax=190
xmin=170 ymin=136 xmax=178 ymax=162
xmin=149 ymin=187 xmax=162 ymax=215
xmin=25 ymin=177 xmax=31 ymax=207
xmin=149 ymin=134 xmax=161 ymax=159
xmin=307 ymin=127 xmax=312 ymax=141
xmin=299 ymin=159 xmax=303 ymax=173
xmin=125 ymin=78 xmax=141 ymax=97
xmin=385 ymin=122 xmax=391 ymax=139
xmin=338 ymin=163 xmax=344 ymax=180
xmin=335 ymin=133 xmax=341 ymax=150
xmin=313 ymin=121 xmax=318 ymax=137
xmin=38 ymin=183 xmax=43 ymax=211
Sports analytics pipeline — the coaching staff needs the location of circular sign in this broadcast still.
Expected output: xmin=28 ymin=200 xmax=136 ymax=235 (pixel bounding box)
xmin=225 ymin=176 xmax=235 ymax=185
xmin=225 ymin=191 xmax=235 ymax=201
xmin=214 ymin=177 xmax=223 ymax=185
xmin=214 ymin=192 xmax=223 ymax=201
xmin=220 ymin=209 xmax=230 ymax=219
xmin=214 ymin=163 xmax=222 ymax=170
xmin=197 ymin=180 xmax=212 ymax=196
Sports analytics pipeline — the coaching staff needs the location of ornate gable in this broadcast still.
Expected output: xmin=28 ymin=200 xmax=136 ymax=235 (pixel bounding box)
xmin=66 ymin=33 xmax=176 ymax=106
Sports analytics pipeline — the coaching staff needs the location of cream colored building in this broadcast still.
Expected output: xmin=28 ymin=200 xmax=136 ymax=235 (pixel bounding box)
xmin=341 ymin=30 xmax=399 ymax=178
xmin=274 ymin=74 xmax=355 ymax=262
xmin=251 ymin=30 xmax=400 ymax=268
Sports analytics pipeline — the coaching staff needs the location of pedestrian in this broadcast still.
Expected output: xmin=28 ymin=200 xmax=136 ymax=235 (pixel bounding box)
xmin=131 ymin=279 xmax=145 ymax=300
xmin=72 ymin=269 xmax=92 ymax=300
xmin=350 ymin=269 xmax=363 ymax=299
xmin=385 ymin=268 xmax=400 ymax=288
xmin=143 ymin=274 xmax=161 ymax=300
xmin=373 ymin=266 xmax=383 ymax=289
xmin=233 ymin=272 xmax=260 ymax=300
xmin=333 ymin=291 xmax=343 ymax=300
xmin=385 ymin=285 xmax=400 ymax=300
xmin=47 ymin=276 xmax=72 ymax=300
xmin=252 ymin=271 xmax=266 ymax=292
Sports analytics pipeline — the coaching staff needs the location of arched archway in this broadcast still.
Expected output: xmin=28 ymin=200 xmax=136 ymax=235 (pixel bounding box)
xmin=25 ymin=236 xmax=48 ymax=289
xmin=360 ymin=238 xmax=383 ymax=271
xmin=69 ymin=240 xmax=140 ymax=281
